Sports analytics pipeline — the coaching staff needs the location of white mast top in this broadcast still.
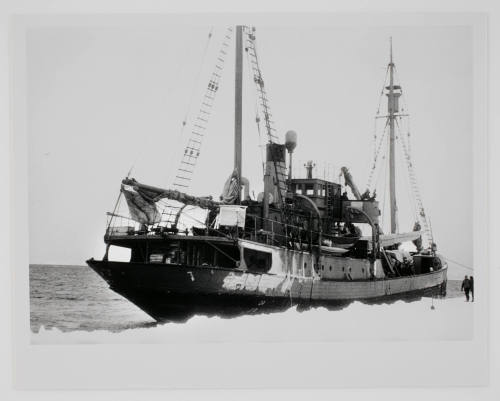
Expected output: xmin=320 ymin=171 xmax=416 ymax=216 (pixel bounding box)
xmin=390 ymin=36 xmax=393 ymax=64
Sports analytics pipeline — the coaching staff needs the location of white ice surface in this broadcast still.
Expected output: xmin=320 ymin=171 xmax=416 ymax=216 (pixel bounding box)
xmin=31 ymin=296 xmax=473 ymax=344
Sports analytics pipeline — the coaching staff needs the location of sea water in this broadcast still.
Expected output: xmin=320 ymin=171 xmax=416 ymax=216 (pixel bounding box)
xmin=30 ymin=264 xmax=472 ymax=343
xmin=30 ymin=264 xmax=156 ymax=332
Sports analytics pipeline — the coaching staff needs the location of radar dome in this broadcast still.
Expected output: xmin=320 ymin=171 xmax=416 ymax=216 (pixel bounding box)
xmin=285 ymin=130 xmax=297 ymax=153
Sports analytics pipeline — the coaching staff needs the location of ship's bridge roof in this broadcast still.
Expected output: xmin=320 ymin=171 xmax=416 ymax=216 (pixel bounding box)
xmin=291 ymin=178 xmax=341 ymax=186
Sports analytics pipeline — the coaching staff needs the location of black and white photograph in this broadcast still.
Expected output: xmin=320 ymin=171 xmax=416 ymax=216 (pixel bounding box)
xmin=5 ymin=7 xmax=496 ymax=398
xmin=27 ymin=19 xmax=475 ymax=341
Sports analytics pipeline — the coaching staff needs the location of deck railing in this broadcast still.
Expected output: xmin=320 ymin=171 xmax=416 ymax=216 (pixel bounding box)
xmin=104 ymin=208 xmax=371 ymax=259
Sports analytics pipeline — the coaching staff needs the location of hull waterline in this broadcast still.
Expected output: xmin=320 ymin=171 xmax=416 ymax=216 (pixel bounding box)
xmin=87 ymin=258 xmax=447 ymax=322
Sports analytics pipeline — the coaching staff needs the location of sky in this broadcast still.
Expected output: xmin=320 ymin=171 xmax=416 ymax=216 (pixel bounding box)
xmin=25 ymin=20 xmax=473 ymax=278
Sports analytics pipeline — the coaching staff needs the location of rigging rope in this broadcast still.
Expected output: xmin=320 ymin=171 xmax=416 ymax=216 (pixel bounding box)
xmin=372 ymin=118 xmax=378 ymax=173
xmin=376 ymin=65 xmax=390 ymax=115
xmin=244 ymin=27 xmax=287 ymax=207
xmin=381 ymin=140 xmax=389 ymax=232
xmin=393 ymin=66 xmax=408 ymax=112
xmin=441 ymin=256 xmax=474 ymax=272
xmin=367 ymin=64 xmax=390 ymax=192
xmin=156 ymin=27 xmax=234 ymax=228
xmin=367 ymin=119 xmax=389 ymax=191
xmin=125 ymin=30 xmax=212 ymax=181
xmin=406 ymin=115 xmax=412 ymax=156
xmin=159 ymin=28 xmax=216 ymax=187
xmin=397 ymin=120 xmax=433 ymax=246
xmin=107 ymin=187 xmax=125 ymax=230
xmin=171 ymin=26 xmax=234 ymax=191
xmin=367 ymin=57 xmax=433 ymax=246
xmin=244 ymin=37 xmax=266 ymax=176
xmin=183 ymin=28 xmax=214 ymax=128
xmin=373 ymin=128 xmax=388 ymax=190
xmin=395 ymin=118 xmax=418 ymax=222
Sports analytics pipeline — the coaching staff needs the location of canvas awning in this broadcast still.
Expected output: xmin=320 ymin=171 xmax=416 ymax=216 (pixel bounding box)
xmin=215 ymin=205 xmax=247 ymax=228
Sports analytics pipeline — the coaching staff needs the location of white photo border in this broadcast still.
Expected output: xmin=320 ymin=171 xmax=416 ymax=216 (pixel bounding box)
xmin=10 ymin=12 xmax=489 ymax=390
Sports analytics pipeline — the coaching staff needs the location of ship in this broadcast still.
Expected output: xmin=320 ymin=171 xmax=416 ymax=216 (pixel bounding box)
xmin=87 ymin=26 xmax=447 ymax=322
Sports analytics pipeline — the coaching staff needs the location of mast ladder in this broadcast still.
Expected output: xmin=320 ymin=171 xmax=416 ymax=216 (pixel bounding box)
xmin=244 ymin=29 xmax=287 ymax=199
xmin=326 ymin=183 xmax=335 ymax=219
xmin=172 ymin=26 xmax=234 ymax=191
xmin=163 ymin=27 xmax=234 ymax=228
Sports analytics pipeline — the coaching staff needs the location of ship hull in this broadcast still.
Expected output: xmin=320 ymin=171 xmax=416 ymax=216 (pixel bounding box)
xmin=87 ymin=259 xmax=447 ymax=322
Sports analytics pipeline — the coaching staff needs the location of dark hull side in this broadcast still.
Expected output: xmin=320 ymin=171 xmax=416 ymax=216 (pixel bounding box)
xmin=86 ymin=259 xmax=447 ymax=323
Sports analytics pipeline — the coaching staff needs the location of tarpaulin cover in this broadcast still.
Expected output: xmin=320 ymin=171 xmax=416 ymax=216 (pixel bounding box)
xmin=120 ymin=178 xmax=219 ymax=225
xmin=215 ymin=205 xmax=247 ymax=228
xmin=121 ymin=183 xmax=161 ymax=225
xmin=220 ymin=169 xmax=240 ymax=204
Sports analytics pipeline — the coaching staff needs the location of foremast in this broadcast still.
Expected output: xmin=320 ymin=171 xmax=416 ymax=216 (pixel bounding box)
xmin=234 ymin=26 xmax=243 ymax=203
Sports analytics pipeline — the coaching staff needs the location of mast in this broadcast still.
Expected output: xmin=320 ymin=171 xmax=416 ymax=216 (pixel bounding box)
xmin=234 ymin=25 xmax=243 ymax=203
xmin=387 ymin=37 xmax=398 ymax=234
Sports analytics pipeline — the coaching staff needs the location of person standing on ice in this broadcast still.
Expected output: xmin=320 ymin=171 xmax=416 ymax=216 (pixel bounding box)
xmin=461 ymin=275 xmax=471 ymax=302
xmin=469 ymin=276 xmax=474 ymax=302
